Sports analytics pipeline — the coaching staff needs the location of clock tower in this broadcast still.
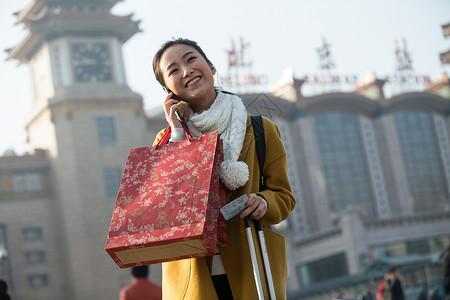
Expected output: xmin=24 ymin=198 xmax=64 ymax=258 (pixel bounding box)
xmin=7 ymin=1 xmax=154 ymax=299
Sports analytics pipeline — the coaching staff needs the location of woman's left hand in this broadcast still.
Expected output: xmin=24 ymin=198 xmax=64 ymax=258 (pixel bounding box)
xmin=240 ymin=193 xmax=267 ymax=220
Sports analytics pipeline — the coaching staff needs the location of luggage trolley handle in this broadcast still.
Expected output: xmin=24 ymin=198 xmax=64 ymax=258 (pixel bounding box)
xmin=244 ymin=216 xmax=276 ymax=300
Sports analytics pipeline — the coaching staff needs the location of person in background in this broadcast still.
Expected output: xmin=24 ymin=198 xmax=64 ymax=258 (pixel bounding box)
xmin=417 ymin=285 xmax=428 ymax=300
xmin=335 ymin=290 xmax=344 ymax=299
xmin=376 ymin=278 xmax=386 ymax=300
xmin=385 ymin=268 xmax=404 ymax=300
xmin=428 ymin=284 xmax=443 ymax=300
xmin=362 ymin=285 xmax=375 ymax=300
xmin=443 ymin=244 xmax=450 ymax=299
xmin=0 ymin=279 xmax=10 ymax=300
xmin=119 ymin=265 xmax=162 ymax=300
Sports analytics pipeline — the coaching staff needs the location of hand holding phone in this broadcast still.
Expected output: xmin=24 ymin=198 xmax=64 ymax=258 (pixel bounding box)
xmin=163 ymin=92 xmax=189 ymax=129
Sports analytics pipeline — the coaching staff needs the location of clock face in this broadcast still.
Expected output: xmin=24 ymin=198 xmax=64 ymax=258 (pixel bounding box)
xmin=72 ymin=43 xmax=112 ymax=82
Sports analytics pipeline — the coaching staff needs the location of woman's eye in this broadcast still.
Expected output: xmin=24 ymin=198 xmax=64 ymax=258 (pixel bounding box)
xmin=169 ymin=69 xmax=178 ymax=76
xmin=187 ymin=56 xmax=196 ymax=63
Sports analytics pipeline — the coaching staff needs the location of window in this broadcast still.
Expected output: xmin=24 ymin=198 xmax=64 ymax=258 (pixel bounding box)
xmin=12 ymin=172 xmax=43 ymax=193
xmin=371 ymin=235 xmax=450 ymax=259
xmin=25 ymin=251 xmax=46 ymax=264
xmin=28 ymin=274 xmax=49 ymax=288
xmin=313 ymin=111 xmax=376 ymax=218
xmin=297 ymin=252 xmax=348 ymax=286
xmin=407 ymin=240 xmax=431 ymax=255
xmin=22 ymin=228 xmax=43 ymax=241
xmin=96 ymin=116 xmax=116 ymax=143
xmin=394 ymin=110 xmax=448 ymax=212
xmin=103 ymin=169 xmax=122 ymax=196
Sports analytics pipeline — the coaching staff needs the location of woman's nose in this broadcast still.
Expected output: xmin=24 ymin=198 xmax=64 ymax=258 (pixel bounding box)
xmin=182 ymin=66 xmax=193 ymax=78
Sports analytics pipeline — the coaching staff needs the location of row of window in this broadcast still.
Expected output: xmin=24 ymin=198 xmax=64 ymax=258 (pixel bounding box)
xmin=2 ymin=167 xmax=121 ymax=199
xmin=1 ymin=225 xmax=48 ymax=289
xmin=1 ymin=116 xmax=120 ymax=197
xmin=311 ymin=110 xmax=449 ymax=219
xmin=296 ymin=235 xmax=450 ymax=287
xmin=11 ymin=173 xmax=44 ymax=193
xmin=371 ymin=235 xmax=450 ymax=259
xmin=297 ymin=252 xmax=348 ymax=287
xmin=21 ymin=227 xmax=49 ymax=288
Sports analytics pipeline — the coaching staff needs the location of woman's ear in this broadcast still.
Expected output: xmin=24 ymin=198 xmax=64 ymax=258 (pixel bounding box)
xmin=210 ymin=64 xmax=216 ymax=75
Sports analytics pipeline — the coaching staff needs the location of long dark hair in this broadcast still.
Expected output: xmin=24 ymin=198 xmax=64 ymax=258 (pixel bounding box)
xmin=152 ymin=38 xmax=213 ymax=90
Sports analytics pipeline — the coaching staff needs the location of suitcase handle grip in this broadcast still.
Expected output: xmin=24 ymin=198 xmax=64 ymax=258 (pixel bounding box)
xmin=244 ymin=215 xmax=276 ymax=300
xmin=244 ymin=216 xmax=263 ymax=231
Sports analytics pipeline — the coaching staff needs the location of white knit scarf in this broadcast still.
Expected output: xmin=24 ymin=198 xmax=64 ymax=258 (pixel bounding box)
xmin=187 ymin=91 xmax=249 ymax=190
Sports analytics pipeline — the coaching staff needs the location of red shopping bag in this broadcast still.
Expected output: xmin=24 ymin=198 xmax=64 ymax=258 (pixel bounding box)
xmin=105 ymin=130 xmax=226 ymax=268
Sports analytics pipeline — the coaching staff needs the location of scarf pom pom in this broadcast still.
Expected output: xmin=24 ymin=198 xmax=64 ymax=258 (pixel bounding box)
xmin=219 ymin=160 xmax=249 ymax=190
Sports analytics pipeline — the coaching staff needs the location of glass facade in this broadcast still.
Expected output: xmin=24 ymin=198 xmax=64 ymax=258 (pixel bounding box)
xmin=394 ymin=110 xmax=448 ymax=212
xmin=371 ymin=235 xmax=450 ymax=259
xmin=314 ymin=111 xmax=376 ymax=218
xmin=297 ymin=252 xmax=348 ymax=286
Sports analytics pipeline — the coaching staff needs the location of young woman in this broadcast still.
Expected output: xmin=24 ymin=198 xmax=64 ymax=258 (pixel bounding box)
xmin=152 ymin=38 xmax=296 ymax=300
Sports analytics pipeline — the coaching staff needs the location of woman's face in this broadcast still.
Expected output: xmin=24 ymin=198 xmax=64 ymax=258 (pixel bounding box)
xmin=159 ymin=44 xmax=216 ymax=112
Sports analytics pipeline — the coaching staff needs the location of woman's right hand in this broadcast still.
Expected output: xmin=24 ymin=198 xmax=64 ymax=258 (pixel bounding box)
xmin=163 ymin=92 xmax=183 ymax=129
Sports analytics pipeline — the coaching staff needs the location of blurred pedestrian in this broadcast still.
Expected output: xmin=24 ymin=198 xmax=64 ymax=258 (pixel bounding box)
xmin=443 ymin=245 xmax=450 ymax=297
xmin=385 ymin=268 xmax=404 ymax=300
xmin=119 ymin=265 xmax=162 ymax=300
xmin=335 ymin=290 xmax=344 ymax=299
xmin=429 ymin=284 xmax=442 ymax=300
xmin=377 ymin=278 xmax=386 ymax=300
xmin=0 ymin=279 xmax=10 ymax=300
xmin=417 ymin=285 xmax=427 ymax=300
xmin=362 ymin=285 xmax=375 ymax=300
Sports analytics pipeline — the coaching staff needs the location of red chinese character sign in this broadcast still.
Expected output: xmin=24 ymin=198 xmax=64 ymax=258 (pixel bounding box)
xmin=219 ymin=37 xmax=268 ymax=93
xmin=385 ymin=38 xmax=431 ymax=95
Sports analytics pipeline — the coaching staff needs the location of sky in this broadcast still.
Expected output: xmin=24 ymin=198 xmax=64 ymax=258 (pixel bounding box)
xmin=0 ymin=0 xmax=449 ymax=155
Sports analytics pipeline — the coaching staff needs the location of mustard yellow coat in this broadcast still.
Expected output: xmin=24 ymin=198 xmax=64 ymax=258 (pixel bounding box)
xmin=153 ymin=115 xmax=296 ymax=299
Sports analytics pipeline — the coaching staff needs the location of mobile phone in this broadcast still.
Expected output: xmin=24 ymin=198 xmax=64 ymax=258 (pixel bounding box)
xmin=174 ymin=109 xmax=185 ymax=125
xmin=165 ymin=87 xmax=186 ymax=124
xmin=165 ymin=87 xmax=181 ymax=101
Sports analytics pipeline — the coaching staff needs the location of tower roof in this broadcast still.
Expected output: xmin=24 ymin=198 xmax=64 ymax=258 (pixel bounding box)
xmin=7 ymin=0 xmax=140 ymax=63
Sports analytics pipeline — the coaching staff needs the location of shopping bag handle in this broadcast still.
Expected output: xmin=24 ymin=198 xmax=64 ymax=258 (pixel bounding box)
xmin=155 ymin=110 xmax=192 ymax=149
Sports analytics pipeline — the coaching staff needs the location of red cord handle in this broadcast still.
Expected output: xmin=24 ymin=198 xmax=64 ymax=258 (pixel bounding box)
xmin=154 ymin=121 xmax=192 ymax=149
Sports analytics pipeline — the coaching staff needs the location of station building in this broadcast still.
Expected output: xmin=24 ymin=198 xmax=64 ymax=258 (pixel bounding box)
xmin=1 ymin=0 xmax=449 ymax=299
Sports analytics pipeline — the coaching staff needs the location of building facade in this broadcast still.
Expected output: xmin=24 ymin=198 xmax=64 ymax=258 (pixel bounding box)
xmin=2 ymin=1 xmax=164 ymax=299
xmin=1 ymin=0 xmax=450 ymax=299
xmin=260 ymin=73 xmax=450 ymax=298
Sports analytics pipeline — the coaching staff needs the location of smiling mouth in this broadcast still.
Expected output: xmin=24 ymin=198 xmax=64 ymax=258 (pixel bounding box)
xmin=185 ymin=76 xmax=201 ymax=88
